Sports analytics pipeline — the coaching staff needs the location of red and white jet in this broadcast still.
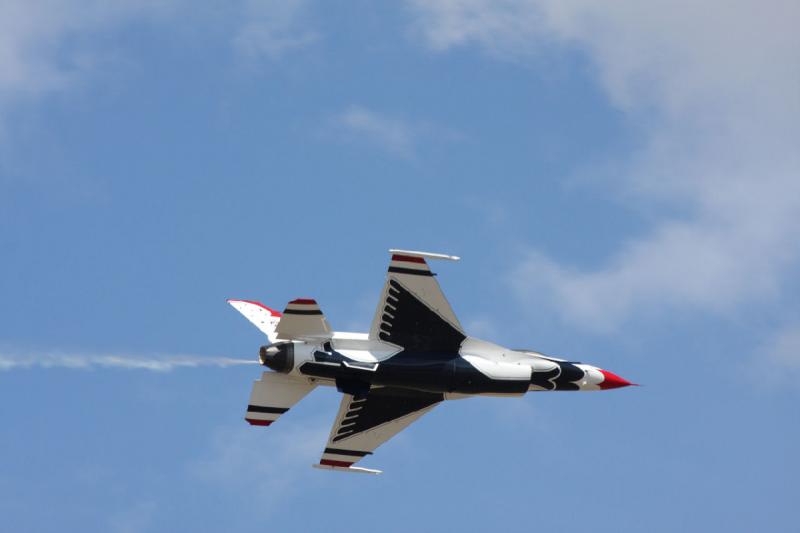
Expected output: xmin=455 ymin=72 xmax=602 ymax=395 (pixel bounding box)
xmin=229 ymin=249 xmax=634 ymax=474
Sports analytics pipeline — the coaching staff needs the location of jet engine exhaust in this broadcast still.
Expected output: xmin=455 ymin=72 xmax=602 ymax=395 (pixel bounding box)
xmin=259 ymin=342 xmax=294 ymax=373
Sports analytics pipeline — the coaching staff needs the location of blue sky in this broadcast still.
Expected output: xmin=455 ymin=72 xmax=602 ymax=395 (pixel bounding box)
xmin=1 ymin=1 xmax=798 ymax=531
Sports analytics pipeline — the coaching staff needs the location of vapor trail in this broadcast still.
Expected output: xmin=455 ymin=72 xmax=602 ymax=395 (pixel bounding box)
xmin=0 ymin=352 xmax=258 ymax=372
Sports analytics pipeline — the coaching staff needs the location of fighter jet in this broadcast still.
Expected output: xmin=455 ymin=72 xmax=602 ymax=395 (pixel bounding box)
xmin=228 ymin=249 xmax=634 ymax=474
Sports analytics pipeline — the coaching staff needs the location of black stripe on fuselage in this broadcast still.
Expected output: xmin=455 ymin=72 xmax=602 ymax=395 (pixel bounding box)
xmin=283 ymin=309 xmax=323 ymax=315
xmin=246 ymin=405 xmax=289 ymax=414
xmin=323 ymin=447 xmax=372 ymax=457
xmin=388 ymin=267 xmax=434 ymax=277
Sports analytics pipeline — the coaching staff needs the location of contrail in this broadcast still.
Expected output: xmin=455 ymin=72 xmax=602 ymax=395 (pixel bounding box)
xmin=0 ymin=352 xmax=258 ymax=372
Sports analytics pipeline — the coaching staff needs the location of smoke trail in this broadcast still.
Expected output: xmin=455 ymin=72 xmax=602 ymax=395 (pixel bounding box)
xmin=0 ymin=352 xmax=258 ymax=372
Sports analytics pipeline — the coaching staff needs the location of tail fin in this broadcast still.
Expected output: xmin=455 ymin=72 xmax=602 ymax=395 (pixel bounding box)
xmin=227 ymin=299 xmax=282 ymax=343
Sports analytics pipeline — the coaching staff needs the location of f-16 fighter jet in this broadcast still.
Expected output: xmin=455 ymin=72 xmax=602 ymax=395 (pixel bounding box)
xmin=228 ymin=249 xmax=634 ymax=474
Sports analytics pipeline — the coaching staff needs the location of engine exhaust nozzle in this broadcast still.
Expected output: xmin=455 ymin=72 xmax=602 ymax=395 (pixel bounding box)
xmin=258 ymin=341 xmax=294 ymax=373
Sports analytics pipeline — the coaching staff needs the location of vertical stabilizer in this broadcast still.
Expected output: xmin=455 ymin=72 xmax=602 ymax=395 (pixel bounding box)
xmin=228 ymin=299 xmax=282 ymax=343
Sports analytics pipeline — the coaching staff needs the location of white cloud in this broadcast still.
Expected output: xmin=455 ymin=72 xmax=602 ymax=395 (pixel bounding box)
xmin=0 ymin=1 xmax=179 ymax=114
xmin=107 ymin=501 xmax=158 ymax=533
xmin=746 ymin=323 xmax=800 ymax=387
xmin=406 ymin=0 xmax=546 ymax=56
xmin=464 ymin=316 xmax=498 ymax=339
xmin=233 ymin=0 xmax=317 ymax=61
xmin=335 ymin=105 xmax=417 ymax=157
xmin=764 ymin=325 xmax=800 ymax=371
xmin=332 ymin=105 xmax=462 ymax=158
xmin=408 ymin=0 xmax=800 ymax=331
xmin=0 ymin=350 xmax=257 ymax=372
xmin=191 ymin=421 xmax=328 ymax=515
xmin=0 ymin=0 xmax=318 ymax=129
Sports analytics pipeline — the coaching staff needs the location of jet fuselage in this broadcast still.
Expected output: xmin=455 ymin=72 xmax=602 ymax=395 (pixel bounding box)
xmin=259 ymin=334 xmax=631 ymax=399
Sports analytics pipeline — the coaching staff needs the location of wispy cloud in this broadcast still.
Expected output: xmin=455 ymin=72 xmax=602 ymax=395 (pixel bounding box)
xmin=463 ymin=316 xmax=498 ymax=339
xmin=232 ymin=0 xmax=318 ymax=61
xmin=334 ymin=105 xmax=417 ymax=157
xmin=0 ymin=0 xmax=318 ymax=131
xmin=331 ymin=105 xmax=462 ymax=158
xmin=408 ymin=1 xmax=800 ymax=334
xmin=0 ymin=351 xmax=256 ymax=372
xmin=407 ymin=0 xmax=545 ymax=56
xmin=0 ymin=1 xmax=179 ymax=120
xmin=744 ymin=323 xmax=800 ymax=387
xmin=764 ymin=325 xmax=800 ymax=372
xmin=191 ymin=420 xmax=328 ymax=518
xmin=107 ymin=500 xmax=158 ymax=533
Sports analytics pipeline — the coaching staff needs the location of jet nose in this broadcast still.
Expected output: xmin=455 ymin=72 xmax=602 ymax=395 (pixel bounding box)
xmin=598 ymin=369 xmax=635 ymax=390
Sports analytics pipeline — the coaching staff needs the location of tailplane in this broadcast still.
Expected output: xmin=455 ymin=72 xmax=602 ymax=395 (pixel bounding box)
xmin=275 ymin=298 xmax=332 ymax=340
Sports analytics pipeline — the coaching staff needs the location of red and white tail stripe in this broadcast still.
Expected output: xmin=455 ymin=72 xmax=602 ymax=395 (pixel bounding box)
xmin=245 ymin=373 xmax=316 ymax=427
xmin=276 ymin=298 xmax=331 ymax=339
xmin=388 ymin=254 xmax=433 ymax=277
xmin=245 ymin=405 xmax=289 ymax=426
xmin=283 ymin=298 xmax=323 ymax=315
xmin=319 ymin=447 xmax=371 ymax=468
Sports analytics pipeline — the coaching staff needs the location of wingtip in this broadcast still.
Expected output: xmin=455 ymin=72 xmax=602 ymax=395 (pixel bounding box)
xmin=312 ymin=463 xmax=382 ymax=475
xmin=388 ymin=249 xmax=460 ymax=261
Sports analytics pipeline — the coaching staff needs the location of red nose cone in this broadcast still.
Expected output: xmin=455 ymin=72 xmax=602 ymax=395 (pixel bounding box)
xmin=598 ymin=369 xmax=633 ymax=390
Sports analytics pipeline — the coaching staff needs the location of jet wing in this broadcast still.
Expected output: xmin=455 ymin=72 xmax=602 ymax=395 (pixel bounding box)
xmin=245 ymin=371 xmax=316 ymax=426
xmin=315 ymin=387 xmax=443 ymax=474
xmin=368 ymin=250 xmax=465 ymax=352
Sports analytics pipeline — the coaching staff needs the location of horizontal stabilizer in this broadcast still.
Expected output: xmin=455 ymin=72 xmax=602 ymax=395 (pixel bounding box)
xmin=275 ymin=299 xmax=332 ymax=340
xmin=245 ymin=372 xmax=315 ymax=426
